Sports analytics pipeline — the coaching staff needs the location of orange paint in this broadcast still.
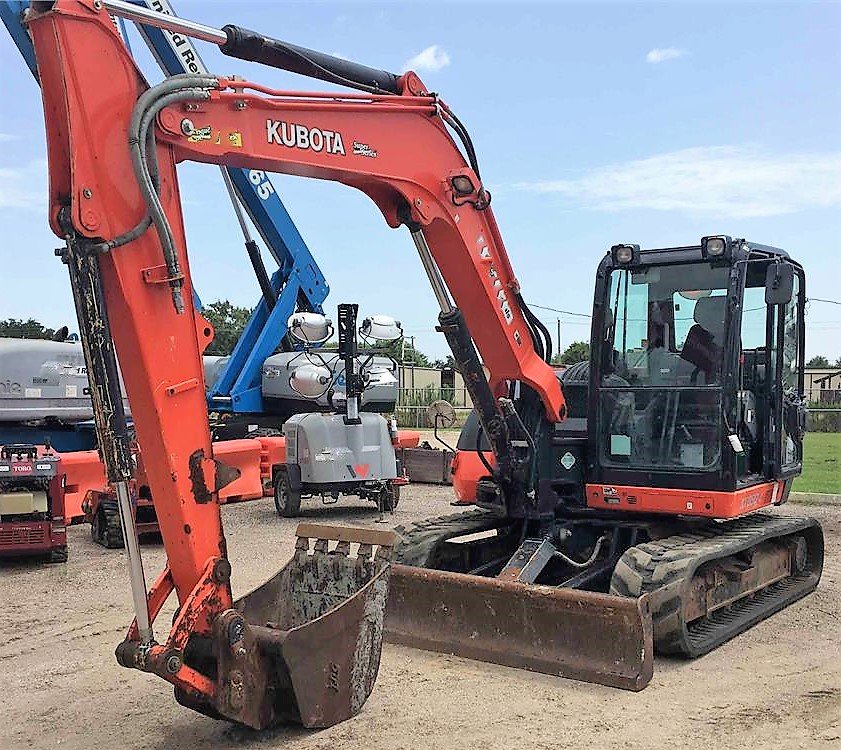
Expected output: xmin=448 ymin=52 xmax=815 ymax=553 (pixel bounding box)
xmin=585 ymin=480 xmax=787 ymax=518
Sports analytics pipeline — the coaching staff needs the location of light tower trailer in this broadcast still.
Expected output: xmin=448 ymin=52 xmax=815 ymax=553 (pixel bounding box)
xmin=275 ymin=304 xmax=407 ymax=516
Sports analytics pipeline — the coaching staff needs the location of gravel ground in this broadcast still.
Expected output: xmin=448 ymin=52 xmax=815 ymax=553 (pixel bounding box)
xmin=1 ymin=486 xmax=838 ymax=750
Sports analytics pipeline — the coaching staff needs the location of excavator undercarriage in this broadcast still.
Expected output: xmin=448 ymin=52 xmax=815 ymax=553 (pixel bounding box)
xmin=385 ymin=508 xmax=822 ymax=685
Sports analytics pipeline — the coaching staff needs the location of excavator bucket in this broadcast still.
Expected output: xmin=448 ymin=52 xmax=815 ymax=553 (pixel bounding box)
xmin=385 ymin=565 xmax=653 ymax=691
xmin=185 ymin=524 xmax=397 ymax=729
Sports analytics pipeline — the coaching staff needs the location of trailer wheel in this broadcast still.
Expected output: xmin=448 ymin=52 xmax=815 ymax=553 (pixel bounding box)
xmin=381 ymin=483 xmax=400 ymax=512
xmin=49 ymin=546 xmax=68 ymax=563
xmin=273 ymin=470 xmax=301 ymax=518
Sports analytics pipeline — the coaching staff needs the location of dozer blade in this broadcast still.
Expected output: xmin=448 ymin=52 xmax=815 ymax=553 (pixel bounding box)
xmin=385 ymin=564 xmax=653 ymax=691
xmin=190 ymin=524 xmax=397 ymax=729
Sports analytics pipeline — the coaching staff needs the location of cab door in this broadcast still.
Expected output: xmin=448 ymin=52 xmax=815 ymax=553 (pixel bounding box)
xmin=773 ymin=269 xmax=806 ymax=477
xmin=735 ymin=261 xmax=804 ymax=482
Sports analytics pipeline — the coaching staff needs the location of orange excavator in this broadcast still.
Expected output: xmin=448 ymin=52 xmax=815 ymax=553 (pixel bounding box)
xmin=24 ymin=0 xmax=822 ymax=730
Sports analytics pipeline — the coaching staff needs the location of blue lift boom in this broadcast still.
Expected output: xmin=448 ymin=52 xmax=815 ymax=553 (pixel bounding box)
xmin=1 ymin=0 xmax=329 ymax=417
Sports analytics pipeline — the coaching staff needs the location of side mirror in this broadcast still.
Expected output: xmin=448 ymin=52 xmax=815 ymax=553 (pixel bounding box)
xmin=765 ymin=263 xmax=794 ymax=305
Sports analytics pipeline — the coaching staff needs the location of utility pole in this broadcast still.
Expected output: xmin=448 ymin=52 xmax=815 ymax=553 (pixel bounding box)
xmin=408 ymin=336 xmax=416 ymax=388
xmin=401 ymin=335 xmax=416 ymax=361
xmin=556 ymin=319 xmax=562 ymax=360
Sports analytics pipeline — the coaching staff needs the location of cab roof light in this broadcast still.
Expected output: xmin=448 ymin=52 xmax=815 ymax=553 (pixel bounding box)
xmin=701 ymin=235 xmax=732 ymax=260
xmin=610 ymin=244 xmax=640 ymax=265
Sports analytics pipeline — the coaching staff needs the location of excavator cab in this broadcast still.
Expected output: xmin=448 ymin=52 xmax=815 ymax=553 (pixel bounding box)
xmin=588 ymin=236 xmax=807 ymax=512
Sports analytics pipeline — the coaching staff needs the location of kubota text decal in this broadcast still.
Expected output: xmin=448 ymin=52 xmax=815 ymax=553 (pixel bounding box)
xmin=266 ymin=120 xmax=346 ymax=155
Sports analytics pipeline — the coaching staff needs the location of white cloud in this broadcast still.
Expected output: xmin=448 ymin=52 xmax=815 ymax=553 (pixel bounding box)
xmin=646 ymin=47 xmax=687 ymax=64
xmin=0 ymin=159 xmax=47 ymax=210
xmin=402 ymin=45 xmax=451 ymax=74
xmin=515 ymin=146 xmax=841 ymax=218
xmin=0 ymin=133 xmax=18 ymax=142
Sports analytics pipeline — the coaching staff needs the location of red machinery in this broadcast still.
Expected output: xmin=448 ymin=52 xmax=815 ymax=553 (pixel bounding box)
xmin=81 ymin=431 xmax=415 ymax=548
xmin=0 ymin=443 xmax=67 ymax=562
xmin=83 ymin=485 xmax=158 ymax=549
xmin=24 ymin=0 xmax=822 ymax=730
xmin=82 ymin=436 xmax=288 ymax=547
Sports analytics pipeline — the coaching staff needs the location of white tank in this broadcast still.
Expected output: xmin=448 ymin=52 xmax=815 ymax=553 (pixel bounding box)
xmin=0 ymin=338 xmax=128 ymax=422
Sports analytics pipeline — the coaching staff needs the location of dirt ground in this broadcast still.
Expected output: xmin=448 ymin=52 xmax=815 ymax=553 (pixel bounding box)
xmin=1 ymin=487 xmax=839 ymax=750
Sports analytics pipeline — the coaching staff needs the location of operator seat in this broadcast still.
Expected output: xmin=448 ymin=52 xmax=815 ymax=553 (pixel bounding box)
xmin=680 ymin=295 xmax=727 ymax=384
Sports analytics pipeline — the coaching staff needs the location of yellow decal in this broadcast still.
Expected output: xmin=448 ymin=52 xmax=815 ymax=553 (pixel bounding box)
xmin=187 ymin=125 xmax=212 ymax=143
xmin=228 ymin=131 xmax=243 ymax=148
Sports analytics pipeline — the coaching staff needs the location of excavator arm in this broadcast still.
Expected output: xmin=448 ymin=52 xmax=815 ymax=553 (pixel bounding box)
xmin=24 ymin=0 xmax=647 ymax=729
xmin=33 ymin=4 xmax=562 ymax=411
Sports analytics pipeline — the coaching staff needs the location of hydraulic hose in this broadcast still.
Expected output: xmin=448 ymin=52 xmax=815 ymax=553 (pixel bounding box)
xmin=476 ymin=423 xmax=494 ymax=476
xmin=553 ymin=536 xmax=609 ymax=569
xmin=93 ymin=75 xmax=217 ymax=254
xmin=516 ymin=292 xmax=553 ymax=364
xmin=128 ymin=75 xmax=220 ymax=312
xmin=439 ymin=107 xmax=483 ymax=182
xmin=91 ymin=215 xmax=152 ymax=254
xmin=134 ymin=88 xmax=212 ymax=312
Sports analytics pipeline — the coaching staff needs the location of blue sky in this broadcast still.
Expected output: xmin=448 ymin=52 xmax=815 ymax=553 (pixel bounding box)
xmin=1 ymin=0 xmax=839 ymax=361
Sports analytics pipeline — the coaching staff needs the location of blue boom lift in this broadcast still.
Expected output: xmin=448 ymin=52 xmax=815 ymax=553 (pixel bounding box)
xmin=1 ymin=0 xmax=329 ymax=440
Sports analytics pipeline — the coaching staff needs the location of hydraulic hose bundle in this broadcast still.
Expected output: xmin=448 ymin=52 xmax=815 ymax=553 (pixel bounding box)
xmin=124 ymin=73 xmax=221 ymax=312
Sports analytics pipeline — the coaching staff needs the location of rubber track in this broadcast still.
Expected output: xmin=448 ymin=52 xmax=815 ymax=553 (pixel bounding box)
xmin=97 ymin=499 xmax=125 ymax=549
xmin=393 ymin=510 xmax=506 ymax=567
xmin=609 ymin=513 xmax=823 ymax=657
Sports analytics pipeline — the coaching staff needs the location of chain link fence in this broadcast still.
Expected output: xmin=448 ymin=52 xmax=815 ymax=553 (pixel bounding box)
xmin=807 ymin=408 xmax=841 ymax=433
xmin=394 ymin=388 xmax=841 ymax=431
xmin=395 ymin=385 xmax=472 ymax=428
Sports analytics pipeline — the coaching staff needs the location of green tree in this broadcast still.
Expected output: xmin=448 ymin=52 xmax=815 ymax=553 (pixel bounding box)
xmin=201 ymin=300 xmax=253 ymax=356
xmin=0 ymin=318 xmax=57 ymax=340
xmin=806 ymin=355 xmax=830 ymax=368
xmin=432 ymin=355 xmax=456 ymax=369
xmin=553 ymin=340 xmax=590 ymax=365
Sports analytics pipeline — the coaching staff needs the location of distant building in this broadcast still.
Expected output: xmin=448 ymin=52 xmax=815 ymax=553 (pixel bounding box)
xmin=397 ymin=365 xmax=472 ymax=407
xmin=805 ymin=368 xmax=841 ymax=404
